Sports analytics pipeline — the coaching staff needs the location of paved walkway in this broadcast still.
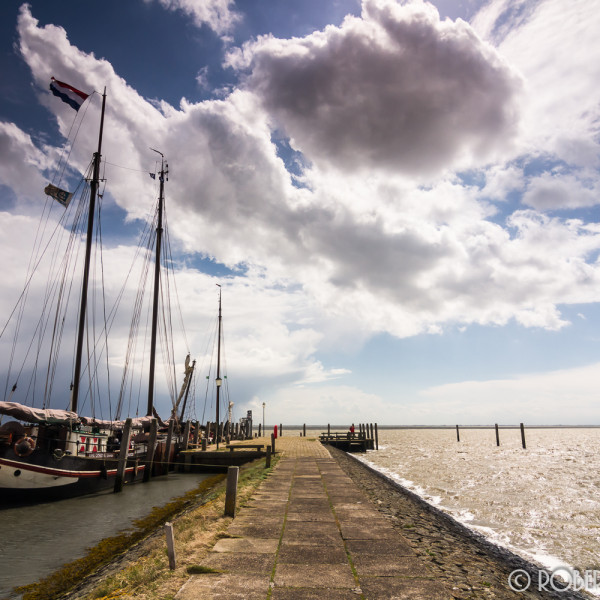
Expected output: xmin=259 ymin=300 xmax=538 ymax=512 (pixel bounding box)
xmin=176 ymin=437 xmax=451 ymax=599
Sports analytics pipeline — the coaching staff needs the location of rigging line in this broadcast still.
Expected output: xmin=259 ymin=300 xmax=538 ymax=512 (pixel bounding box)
xmin=51 ymin=92 xmax=96 ymax=190
xmin=103 ymin=160 xmax=152 ymax=174
xmin=2 ymin=171 xmax=89 ymax=401
xmin=0 ymin=167 xmax=90 ymax=344
xmin=163 ymin=213 xmax=190 ymax=353
xmin=43 ymin=187 xmax=89 ymax=406
xmin=98 ymin=194 xmax=112 ymax=420
xmin=115 ymin=210 xmax=155 ymax=418
xmin=23 ymin=182 xmax=89 ymax=407
xmin=117 ymin=220 xmax=154 ymax=420
xmin=160 ymin=233 xmax=178 ymax=407
xmin=133 ymin=219 xmax=157 ymax=419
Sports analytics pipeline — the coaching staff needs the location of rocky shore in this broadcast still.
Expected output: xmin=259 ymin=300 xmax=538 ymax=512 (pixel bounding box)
xmin=329 ymin=446 xmax=588 ymax=600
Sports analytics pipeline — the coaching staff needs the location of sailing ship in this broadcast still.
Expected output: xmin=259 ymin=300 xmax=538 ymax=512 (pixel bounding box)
xmin=0 ymin=82 xmax=192 ymax=502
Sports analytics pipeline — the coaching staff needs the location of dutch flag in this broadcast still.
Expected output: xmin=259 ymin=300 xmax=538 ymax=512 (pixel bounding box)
xmin=49 ymin=77 xmax=89 ymax=111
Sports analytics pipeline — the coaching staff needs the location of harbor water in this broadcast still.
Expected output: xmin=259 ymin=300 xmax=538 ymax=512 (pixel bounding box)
xmin=353 ymin=427 xmax=600 ymax=579
xmin=0 ymin=472 xmax=215 ymax=599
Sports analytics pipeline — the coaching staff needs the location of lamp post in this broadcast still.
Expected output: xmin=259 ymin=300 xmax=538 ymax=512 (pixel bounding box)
xmin=262 ymin=402 xmax=265 ymax=437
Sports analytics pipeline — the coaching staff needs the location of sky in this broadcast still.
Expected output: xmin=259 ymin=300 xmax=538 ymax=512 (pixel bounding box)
xmin=0 ymin=0 xmax=599 ymax=426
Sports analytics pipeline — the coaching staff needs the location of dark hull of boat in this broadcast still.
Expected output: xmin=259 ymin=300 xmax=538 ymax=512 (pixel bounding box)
xmin=0 ymin=446 xmax=146 ymax=503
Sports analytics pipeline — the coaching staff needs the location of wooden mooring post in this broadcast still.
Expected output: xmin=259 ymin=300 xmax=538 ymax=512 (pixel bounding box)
xmin=520 ymin=423 xmax=526 ymax=449
xmin=224 ymin=466 xmax=239 ymax=518
xmin=163 ymin=419 xmax=174 ymax=475
xmin=303 ymin=423 xmax=306 ymax=437
xmin=265 ymin=444 xmax=272 ymax=468
xmin=456 ymin=424 xmax=460 ymax=442
xmin=182 ymin=420 xmax=191 ymax=452
xmin=143 ymin=418 xmax=158 ymax=482
xmin=375 ymin=423 xmax=379 ymax=450
xmin=495 ymin=423 xmax=500 ymax=446
xmin=165 ymin=522 xmax=176 ymax=570
xmin=271 ymin=432 xmax=276 ymax=454
xmin=114 ymin=418 xmax=133 ymax=493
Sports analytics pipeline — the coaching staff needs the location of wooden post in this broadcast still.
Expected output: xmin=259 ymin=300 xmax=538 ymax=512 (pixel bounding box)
xmin=303 ymin=423 xmax=306 ymax=437
xmin=182 ymin=420 xmax=191 ymax=452
xmin=192 ymin=421 xmax=199 ymax=446
xmin=143 ymin=418 xmax=158 ymax=482
xmin=258 ymin=423 xmax=262 ymax=437
xmin=328 ymin=423 xmax=331 ymax=435
xmin=201 ymin=437 xmax=207 ymax=451
xmin=370 ymin=423 xmax=374 ymax=439
xmin=165 ymin=522 xmax=176 ymax=570
xmin=520 ymin=422 xmax=526 ymax=449
xmin=114 ymin=418 xmax=132 ymax=493
xmin=280 ymin=423 xmax=283 ymax=436
xmin=271 ymin=432 xmax=276 ymax=454
xmin=456 ymin=425 xmax=460 ymax=442
xmin=375 ymin=422 xmax=379 ymax=450
xmin=265 ymin=444 xmax=272 ymax=468
xmin=163 ymin=419 xmax=175 ymax=475
xmin=224 ymin=466 xmax=239 ymax=517
xmin=495 ymin=423 xmax=500 ymax=447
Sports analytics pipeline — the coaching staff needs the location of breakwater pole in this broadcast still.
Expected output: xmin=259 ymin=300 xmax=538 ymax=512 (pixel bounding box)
xmin=375 ymin=423 xmax=379 ymax=450
xmin=303 ymin=423 xmax=306 ymax=437
xmin=520 ymin=422 xmax=526 ymax=449
xmin=456 ymin=425 xmax=460 ymax=442
xmin=495 ymin=423 xmax=500 ymax=446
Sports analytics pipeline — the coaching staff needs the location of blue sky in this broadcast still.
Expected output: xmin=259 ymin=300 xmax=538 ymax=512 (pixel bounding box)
xmin=0 ymin=0 xmax=599 ymax=426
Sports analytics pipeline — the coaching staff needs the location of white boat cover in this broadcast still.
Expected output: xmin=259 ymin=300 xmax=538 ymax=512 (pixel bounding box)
xmin=0 ymin=401 xmax=78 ymax=424
xmin=0 ymin=402 xmax=168 ymax=429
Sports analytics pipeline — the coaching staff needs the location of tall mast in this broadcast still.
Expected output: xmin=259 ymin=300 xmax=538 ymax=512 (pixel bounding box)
xmin=71 ymin=88 xmax=106 ymax=414
xmin=216 ymin=284 xmax=222 ymax=449
xmin=147 ymin=150 xmax=167 ymax=416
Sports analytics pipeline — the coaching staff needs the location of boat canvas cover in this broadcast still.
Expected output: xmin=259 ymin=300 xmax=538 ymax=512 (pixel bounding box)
xmin=0 ymin=401 xmax=78 ymax=424
xmin=79 ymin=415 xmax=165 ymax=429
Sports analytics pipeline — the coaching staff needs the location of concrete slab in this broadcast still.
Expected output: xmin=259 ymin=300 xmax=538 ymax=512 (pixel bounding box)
xmin=175 ymin=573 xmax=270 ymax=600
xmin=274 ymin=564 xmax=356 ymax=589
xmin=271 ymin=588 xmax=361 ymax=599
xmin=359 ymin=576 xmax=452 ymax=600
xmin=277 ymin=542 xmax=348 ymax=565
xmin=212 ymin=537 xmax=279 ymax=553
xmin=200 ymin=552 xmax=275 ymax=575
xmin=351 ymin=554 xmax=434 ymax=577
xmin=227 ymin=522 xmax=282 ymax=537
xmin=285 ymin=511 xmax=336 ymax=522
xmin=339 ymin=521 xmax=401 ymax=540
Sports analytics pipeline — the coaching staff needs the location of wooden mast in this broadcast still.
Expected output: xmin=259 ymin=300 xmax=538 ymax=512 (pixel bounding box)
xmin=147 ymin=150 xmax=167 ymax=416
xmin=216 ymin=284 xmax=222 ymax=448
xmin=71 ymin=88 xmax=106 ymax=414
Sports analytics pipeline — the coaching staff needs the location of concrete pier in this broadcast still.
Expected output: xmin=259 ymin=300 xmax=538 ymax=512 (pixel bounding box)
xmin=176 ymin=436 xmax=450 ymax=599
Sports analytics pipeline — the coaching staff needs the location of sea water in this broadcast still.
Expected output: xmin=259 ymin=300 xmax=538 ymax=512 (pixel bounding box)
xmin=0 ymin=472 xmax=214 ymax=599
xmin=352 ymin=428 xmax=600 ymax=578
